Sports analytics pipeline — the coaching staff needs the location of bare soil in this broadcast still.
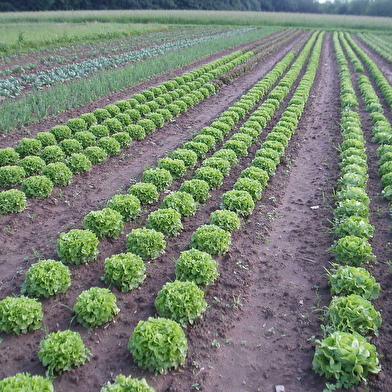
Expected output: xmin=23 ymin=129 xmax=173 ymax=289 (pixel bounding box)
xmin=0 ymin=32 xmax=391 ymax=392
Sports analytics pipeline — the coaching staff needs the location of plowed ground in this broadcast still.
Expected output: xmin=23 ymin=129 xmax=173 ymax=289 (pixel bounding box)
xmin=0 ymin=32 xmax=391 ymax=392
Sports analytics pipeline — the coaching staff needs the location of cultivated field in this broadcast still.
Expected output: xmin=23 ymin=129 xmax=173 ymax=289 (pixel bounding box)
xmin=0 ymin=11 xmax=391 ymax=392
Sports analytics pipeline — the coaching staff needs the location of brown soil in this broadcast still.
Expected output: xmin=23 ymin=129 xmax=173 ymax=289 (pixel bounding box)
xmin=0 ymin=32 xmax=391 ymax=392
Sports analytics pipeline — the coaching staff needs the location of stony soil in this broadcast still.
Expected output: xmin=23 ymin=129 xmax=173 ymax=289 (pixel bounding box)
xmin=0 ymin=31 xmax=391 ymax=392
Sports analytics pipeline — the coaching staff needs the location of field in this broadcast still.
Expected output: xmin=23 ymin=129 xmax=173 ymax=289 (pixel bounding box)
xmin=0 ymin=10 xmax=392 ymax=392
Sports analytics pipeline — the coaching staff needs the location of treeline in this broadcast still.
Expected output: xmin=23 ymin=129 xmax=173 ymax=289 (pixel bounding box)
xmin=1 ymin=0 xmax=391 ymax=17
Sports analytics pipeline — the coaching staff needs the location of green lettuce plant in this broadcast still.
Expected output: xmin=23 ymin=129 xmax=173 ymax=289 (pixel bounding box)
xmin=250 ymin=157 xmax=277 ymax=175
xmin=73 ymin=287 xmax=120 ymax=328
xmin=156 ymin=108 xmax=173 ymax=120
xmin=0 ymin=295 xmax=43 ymax=334
xmin=110 ymin=131 xmax=131 ymax=148
xmin=330 ymin=235 xmax=375 ymax=266
xmin=35 ymin=132 xmax=57 ymax=147
xmin=158 ymin=157 xmax=187 ymax=179
xmin=179 ymin=179 xmax=210 ymax=203
xmin=115 ymin=113 xmax=132 ymax=126
xmin=102 ymin=118 xmax=123 ymax=134
xmin=312 ymin=331 xmax=380 ymax=389
xmin=57 ymin=229 xmax=99 ymax=264
xmin=0 ymin=372 xmax=54 ymax=391
xmin=14 ymin=138 xmax=42 ymax=157
xmin=183 ymin=141 xmax=209 ymax=159
xmin=230 ymin=133 xmax=253 ymax=148
xmin=128 ymin=182 xmax=159 ymax=204
xmin=83 ymin=208 xmax=124 ymax=239
xmin=194 ymin=166 xmax=223 ymax=189
xmin=142 ymin=168 xmax=173 ymax=191
xmin=327 ymin=265 xmax=380 ymax=300
xmin=67 ymin=117 xmax=87 ymax=132
xmin=40 ymin=145 xmax=66 ymax=164
xmin=161 ymin=191 xmax=198 ymax=217
xmin=49 ymin=125 xmax=72 ymax=141
xmin=222 ymin=139 xmax=248 ymax=157
xmin=202 ymin=157 xmax=231 ymax=176
xmin=255 ymin=147 xmax=280 ymax=163
xmin=84 ymin=146 xmax=108 ymax=165
xmin=102 ymin=252 xmax=146 ymax=292
xmin=107 ymin=194 xmax=141 ymax=221
xmin=0 ymin=189 xmax=27 ymax=214
xmin=80 ymin=112 xmax=97 ymax=128
xmin=89 ymin=125 xmax=110 ymax=139
xmin=105 ymin=104 xmax=121 ymax=116
xmin=325 ymin=294 xmax=382 ymax=336
xmin=155 ymin=281 xmax=207 ymax=326
xmin=261 ymin=140 xmax=285 ymax=156
xmin=126 ymin=228 xmax=166 ymax=260
xmin=233 ymin=177 xmax=262 ymax=201
xmin=101 ymin=374 xmax=155 ymax=392
xmin=38 ymin=330 xmax=90 ymax=377
xmin=21 ymin=175 xmax=53 ymax=199
xmin=125 ymin=124 xmax=146 ymax=141
xmin=240 ymin=166 xmax=269 ymax=186
xmin=174 ymin=248 xmax=219 ymax=286
xmin=333 ymin=216 xmax=374 ymax=239
xmin=200 ymin=126 xmax=224 ymax=142
xmin=19 ymin=156 xmax=46 ymax=176
xmin=192 ymin=134 xmax=216 ymax=151
xmin=190 ymin=224 xmax=231 ymax=256
xmin=59 ymin=139 xmax=83 ymax=156
xmin=0 ymin=165 xmax=26 ymax=186
xmin=145 ymin=113 xmax=165 ymax=128
xmin=128 ymin=317 xmax=188 ymax=374
xmin=97 ymin=137 xmax=121 ymax=156
xmin=0 ymin=147 xmax=19 ymax=166
xmin=210 ymin=209 xmax=240 ymax=232
xmin=125 ymin=109 xmax=142 ymax=122
xmin=212 ymin=149 xmax=238 ymax=166
xmin=66 ymin=153 xmax=92 ymax=173
xmin=338 ymin=172 xmax=367 ymax=188
xmin=73 ymin=131 xmax=97 ymax=148
xmin=42 ymin=162 xmax=73 ymax=186
xmin=146 ymin=208 xmax=183 ymax=237
xmin=336 ymin=187 xmax=369 ymax=206
xmin=137 ymin=119 xmax=156 ymax=134
xmin=221 ymin=189 xmax=255 ymax=216
xmin=334 ymin=200 xmax=369 ymax=221
xmin=137 ymin=104 xmax=151 ymax=116
xmin=170 ymin=148 xmax=198 ymax=168
xmin=22 ymin=259 xmax=71 ymax=298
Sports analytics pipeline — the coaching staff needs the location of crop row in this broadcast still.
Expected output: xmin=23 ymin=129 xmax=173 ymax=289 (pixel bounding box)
xmin=0 ymin=27 xmax=235 ymax=78
xmin=343 ymin=32 xmax=392 ymax=199
xmin=0 ymin=28 xmax=255 ymax=98
xmin=0 ymin=48 xmax=257 ymax=213
xmin=344 ymin=32 xmax=392 ymax=110
xmin=357 ymin=32 xmax=392 ymax=63
xmin=312 ymin=31 xmax=382 ymax=391
xmin=0 ymin=31 xmax=321 ymax=389
xmin=0 ymin=27 xmax=279 ymax=133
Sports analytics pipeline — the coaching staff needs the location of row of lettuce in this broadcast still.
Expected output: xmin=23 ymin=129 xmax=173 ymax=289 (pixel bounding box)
xmin=0 ymin=48 xmax=257 ymax=214
xmin=0 ymin=28 xmax=296 ymax=213
xmin=0 ymin=28 xmax=256 ymax=98
xmin=357 ymin=32 xmax=392 ymax=64
xmin=0 ymin=32 xmax=321 ymax=390
xmin=311 ymin=30 xmax=392 ymax=390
